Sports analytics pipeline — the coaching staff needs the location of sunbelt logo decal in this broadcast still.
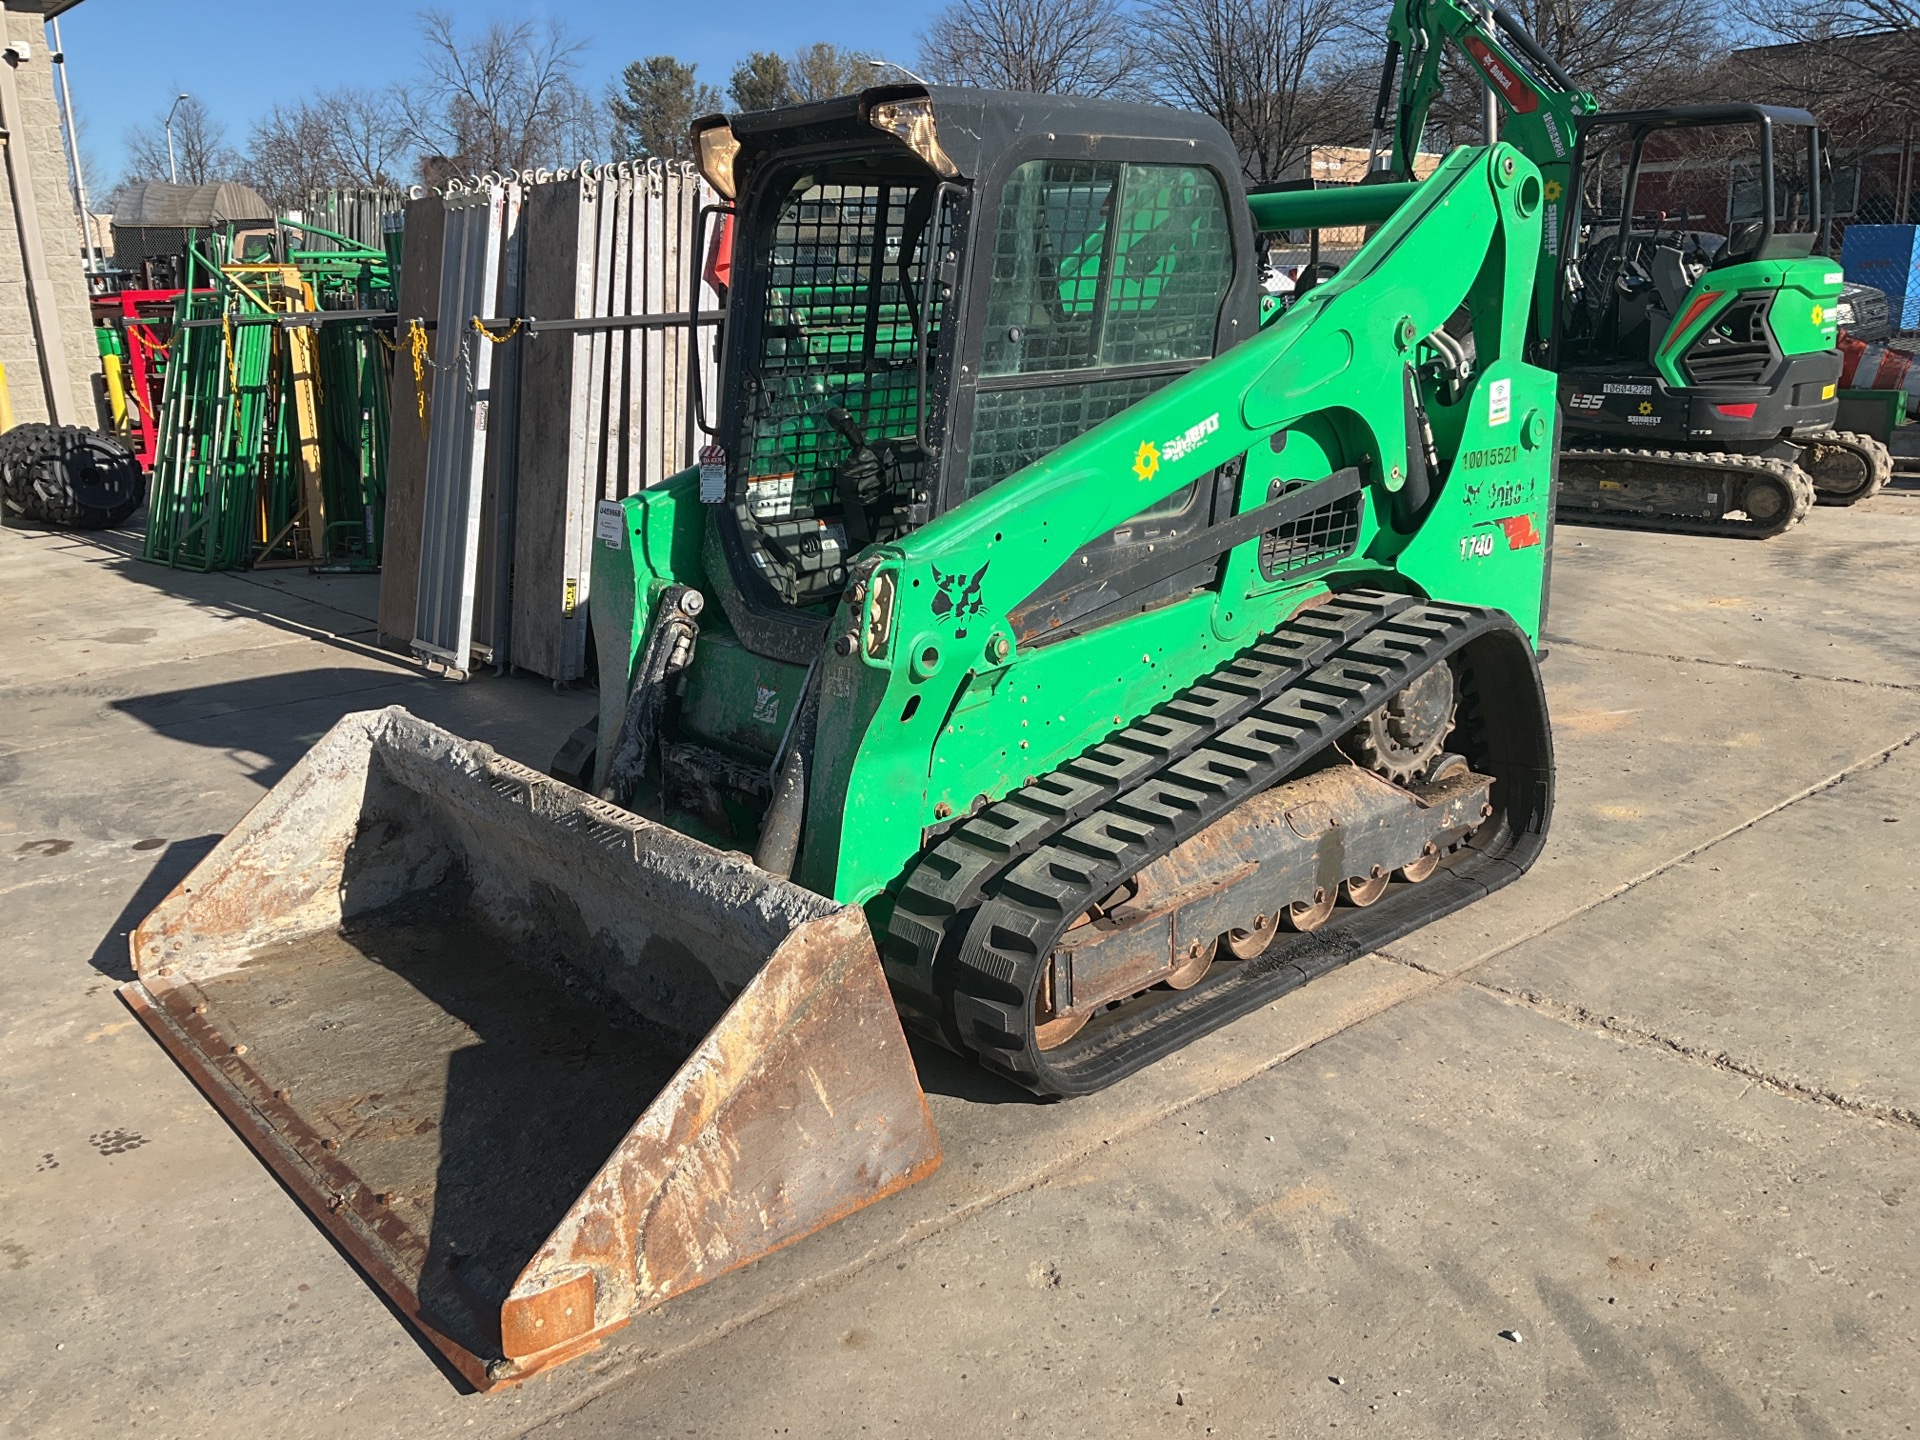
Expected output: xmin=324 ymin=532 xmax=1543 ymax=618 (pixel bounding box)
xmin=1136 ymin=412 xmax=1220 ymax=480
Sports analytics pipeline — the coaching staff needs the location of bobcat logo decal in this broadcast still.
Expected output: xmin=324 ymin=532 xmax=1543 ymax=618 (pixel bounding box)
xmin=931 ymin=562 xmax=988 ymax=634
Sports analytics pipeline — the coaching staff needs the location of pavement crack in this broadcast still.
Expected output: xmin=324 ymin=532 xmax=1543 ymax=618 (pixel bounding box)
xmin=1541 ymin=635 xmax=1920 ymax=692
xmin=1471 ymin=977 xmax=1920 ymax=1133
xmin=1373 ymin=947 xmax=1442 ymax=977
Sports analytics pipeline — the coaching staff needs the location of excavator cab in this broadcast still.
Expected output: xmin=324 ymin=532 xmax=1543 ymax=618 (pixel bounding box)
xmin=1554 ymin=104 xmax=1842 ymax=448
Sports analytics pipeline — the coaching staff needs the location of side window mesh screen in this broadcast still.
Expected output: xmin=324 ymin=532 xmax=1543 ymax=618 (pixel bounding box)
xmin=964 ymin=376 xmax=1162 ymax=498
xmin=966 ymin=160 xmax=1233 ymax=501
xmin=1258 ymin=476 xmax=1362 ymax=581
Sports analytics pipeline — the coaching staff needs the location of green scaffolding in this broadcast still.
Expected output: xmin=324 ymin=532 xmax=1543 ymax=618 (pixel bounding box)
xmin=141 ymin=226 xmax=396 ymax=572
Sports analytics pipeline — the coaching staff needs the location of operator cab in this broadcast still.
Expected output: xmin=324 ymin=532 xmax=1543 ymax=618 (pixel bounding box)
xmin=1555 ymin=104 xmax=1841 ymax=446
xmin=691 ymin=87 xmax=1259 ymax=649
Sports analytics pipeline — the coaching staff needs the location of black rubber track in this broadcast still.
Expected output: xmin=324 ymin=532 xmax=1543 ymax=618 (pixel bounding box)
xmin=1805 ymin=429 xmax=1893 ymax=506
xmin=881 ymin=591 xmax=1554 ymax=1098
xmin=1555 ymin=446 xmax=1811 ymax=539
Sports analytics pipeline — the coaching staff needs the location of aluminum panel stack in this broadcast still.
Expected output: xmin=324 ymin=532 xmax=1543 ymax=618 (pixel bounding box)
xmin=379 ymin=161 xmax=718 ymax=682
xmin=511 ymin=161 xmax=718 ymax=682
xmin=410 ymin=182 xmax=513 ymax=678
xmin=298 ymin=186 xmax=409 ymax=252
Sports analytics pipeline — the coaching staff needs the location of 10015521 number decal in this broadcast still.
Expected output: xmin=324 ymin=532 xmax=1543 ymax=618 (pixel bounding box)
xmin=1459 ymin=533 xmax=1495 ymax=559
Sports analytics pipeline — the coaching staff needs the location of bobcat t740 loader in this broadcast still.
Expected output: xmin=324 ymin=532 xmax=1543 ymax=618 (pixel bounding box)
xmin=121 ymin=88 xmax=1556 ymax=1387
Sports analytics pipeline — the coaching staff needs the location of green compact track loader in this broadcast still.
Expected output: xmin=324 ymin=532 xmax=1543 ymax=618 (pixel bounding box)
xmin=1374 ymin=1 xmax=1890 ymax=535
xmin=121 ymin=88 xmax=1555 ymax=1387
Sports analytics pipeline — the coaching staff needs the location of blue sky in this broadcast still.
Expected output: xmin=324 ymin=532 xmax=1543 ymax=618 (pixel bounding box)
xmin=57 ymin=0 xmax=933 ymax=187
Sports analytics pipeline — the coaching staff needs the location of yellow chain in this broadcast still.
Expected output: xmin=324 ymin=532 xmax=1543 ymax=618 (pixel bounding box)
xmin=470 ymin=315 xmax=524 ymax=344
xmin=410 ymin=320 xmax=431 ymax=435
xmin=221 ymin=313 xmax=240 ymax=397
xmin=374 ymin=318 xmax=432 ymax=435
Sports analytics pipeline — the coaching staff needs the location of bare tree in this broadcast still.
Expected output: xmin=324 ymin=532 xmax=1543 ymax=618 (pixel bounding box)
xmin=919 ymin=0 xmax=1144 ymax=96
xmin=1410 ymin=0 xmax=1727 ymax=155
xmin=329 ymin=89 xmax=413 ymax=185
xmin=121 ymin=94 xmax=239 ymax=187
xmin=1721 ymin=6 xmax=1920 ymax=222
xmin=244 ymin=103 xmax=338 ymax=208
xmin=787 ymin=44 xmax=879 ymax=102
xmin=397 ymin=9 xmax=592 ymax=176
xmin=1499 ymin=0 xmax=1727 ymax=107
xmin=1727 ymin=4 xmax=1920 ymax=131
xmin=1143 ymin=0 xmax=1370 ymax=183
xmin=553 ymin=82 xmax=614 ymax=167
xmin=1733 ymin=0 xmax=1920 ymax=75
xmin=243 ymin=89 xmax=409 ymax=208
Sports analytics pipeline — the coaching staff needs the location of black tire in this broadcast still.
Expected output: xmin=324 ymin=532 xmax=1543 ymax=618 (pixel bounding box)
xmin=0 ymin=424 xmax=145 ymax=530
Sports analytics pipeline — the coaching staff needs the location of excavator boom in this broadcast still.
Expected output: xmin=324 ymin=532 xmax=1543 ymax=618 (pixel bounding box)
xmin=1379 ymin=0 xmax=1879 ymax=526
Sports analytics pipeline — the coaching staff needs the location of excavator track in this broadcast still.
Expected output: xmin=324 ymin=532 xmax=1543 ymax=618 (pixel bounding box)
xmin=881 ymin=592 xmax=1552 ymax=1097
xmin=1801 ymin=429 xmax=1893 ymax=505
xmin=1556 ymin=446 xmax=1813 ymax=539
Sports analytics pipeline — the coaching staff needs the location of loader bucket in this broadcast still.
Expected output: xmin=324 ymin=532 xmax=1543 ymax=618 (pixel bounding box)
xmin=119 ymin=707 xmax=939 ymax=1389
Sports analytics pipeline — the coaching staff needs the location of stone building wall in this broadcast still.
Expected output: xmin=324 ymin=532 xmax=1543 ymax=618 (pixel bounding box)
xmin=0 ymin=9 xmax=102 ymax=428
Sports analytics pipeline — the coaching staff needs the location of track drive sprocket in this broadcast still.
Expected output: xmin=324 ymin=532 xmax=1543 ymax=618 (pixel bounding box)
xmin=1338 ymin=661 xmax=1455 ymax=784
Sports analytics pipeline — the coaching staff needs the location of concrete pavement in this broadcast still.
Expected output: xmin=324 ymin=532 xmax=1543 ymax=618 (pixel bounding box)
xmin=2 ymin=494 xmax=1915 ymax=1438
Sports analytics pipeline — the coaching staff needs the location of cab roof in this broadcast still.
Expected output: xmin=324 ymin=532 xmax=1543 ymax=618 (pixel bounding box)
xmin=714 ymin=84 xmax=1239 ymax=183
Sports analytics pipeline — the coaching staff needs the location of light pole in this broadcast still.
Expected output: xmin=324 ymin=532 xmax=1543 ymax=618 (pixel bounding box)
xmin=857 ymin=56 xmax=930 ymax=84
xmin=164 ymin=92 xmax=189 ymax=184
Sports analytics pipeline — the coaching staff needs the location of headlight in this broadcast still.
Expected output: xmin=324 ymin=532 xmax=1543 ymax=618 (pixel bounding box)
xmin=869 ymin=97 xmax=958 ymax=179
xmin=693 ymin=120 xmax=740 ymax=201
xmin=865 ymin=570 xmax=896 ymax=660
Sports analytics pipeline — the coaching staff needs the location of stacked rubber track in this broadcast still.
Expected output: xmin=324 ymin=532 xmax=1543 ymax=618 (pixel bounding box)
xmin=1557 ymin=446 xmax=1812 ymax=538
xmin=881 ymin=590 xmax=1553 ymax=1097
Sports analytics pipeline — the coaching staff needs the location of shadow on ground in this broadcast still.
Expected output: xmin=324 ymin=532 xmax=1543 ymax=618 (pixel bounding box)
xmin=106 ymin=662 xmax=585 ymax=793
xmin=11 ymin=512 xmax=408 ymax=668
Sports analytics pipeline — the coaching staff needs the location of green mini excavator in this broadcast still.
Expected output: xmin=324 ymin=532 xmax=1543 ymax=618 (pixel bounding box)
xmin=120 ymin=87 xmax=1556 ymax=1384
xmin=1375 ymin=0 xmax=1890 ymax=535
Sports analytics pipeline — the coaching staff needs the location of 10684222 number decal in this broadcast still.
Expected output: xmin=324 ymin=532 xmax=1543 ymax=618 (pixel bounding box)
xmin=1459 ymin=533 xmax=1496 ymax=559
